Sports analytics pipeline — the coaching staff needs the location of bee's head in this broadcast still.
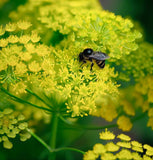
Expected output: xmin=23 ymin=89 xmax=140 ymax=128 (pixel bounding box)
xmin=83 ymin=48 xmax=93 ymax=56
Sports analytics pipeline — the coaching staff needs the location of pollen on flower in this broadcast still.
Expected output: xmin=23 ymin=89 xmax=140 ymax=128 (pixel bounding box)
xmin=71 ymin=105 xmax=80 ymax=117
xmin=99 ymin=129 xmax=115 ymax=140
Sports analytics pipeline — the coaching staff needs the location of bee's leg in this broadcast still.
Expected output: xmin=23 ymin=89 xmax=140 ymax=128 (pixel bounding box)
xmin=90 ymin=62 xmax=94 ymax=71
xmin=80 ymin=60 xmax=86 ymax=67
xmin=89 ymin=59 xmax=94 ymax=71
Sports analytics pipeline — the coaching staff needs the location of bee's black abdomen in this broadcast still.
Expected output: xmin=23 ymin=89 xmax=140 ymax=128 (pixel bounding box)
xmin=96 ymin=60 xmax=105 ymax=68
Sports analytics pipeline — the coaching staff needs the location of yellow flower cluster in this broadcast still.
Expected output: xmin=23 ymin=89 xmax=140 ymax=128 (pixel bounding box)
xmin=134 ymin=76 xmax=153 ymax=130
xmin=91 ymin=89 xmax=133 ymax=131
xmin=9 ymin=0 xmax=101 ymax=43
xmin=39 ymin=7 xmax=141 ymax=61
xmin=0 ymin=21 xmax=48 ymax=94
xmin=115 ymin=75 xmax=153 ymax=131
xmin=0 ymin=108 xmax=31 ymax=149
xmin=91 ymin=96 xmax=118 ymax=122
xmin=84 ymin=129 xmax=153 ymax=160
xmin=117 ymin=42 xmax=153 ymax=81
xmin=1 ymin=0 xmax=142 ymax=120
xmin=37 ymin=47 xmax=119 ymax=117
xmin=0 ymin=21 xmax=119 ymax=118
xmin=117 ymin=115 xmax=133 ymax=131
xmin=9 ymin=0 xmax=141 ymax=59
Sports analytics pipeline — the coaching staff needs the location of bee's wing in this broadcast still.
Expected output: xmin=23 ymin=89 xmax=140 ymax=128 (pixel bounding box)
xmin=89 ymin=52 xmax=109 ymax=60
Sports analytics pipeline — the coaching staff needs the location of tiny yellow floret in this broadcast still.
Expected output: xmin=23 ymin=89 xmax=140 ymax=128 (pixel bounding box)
xmin=117 ymin=134 xmax=131 ymax=141
xmin=17 ymin=21 xmax=32 ymax=30
xmin=117 ymin=116 xmax=133 ymax=131
xmin=99 ymin=129 xmax=115 ymax=140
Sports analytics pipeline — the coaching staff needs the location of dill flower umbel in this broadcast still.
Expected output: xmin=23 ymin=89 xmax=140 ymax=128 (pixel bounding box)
xmin=116 ymin=75 xmax=153 ymax=131
xmin=0 ymin=0 xmax=153 ymax=159
xmin=0 ymin=21 xmax=119 ymax=118
xmin=116 ymin=42 xmax=153 ymax=81
xmin=1 ymin=0 xmax=142 ymax=121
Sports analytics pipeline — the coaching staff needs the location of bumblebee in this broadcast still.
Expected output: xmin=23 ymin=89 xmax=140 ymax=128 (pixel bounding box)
xmin=79 ymin=48 xmax=109 ymax=71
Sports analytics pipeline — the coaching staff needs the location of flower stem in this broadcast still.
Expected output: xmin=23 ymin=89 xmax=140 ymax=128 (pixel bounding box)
xmin=25 ymin=88 xmax=53 ymax=109
xmin=59 ymin=115 xmax=118 ymax=130
xmin=54 ymin=147 xmax=85 ymax=155
xmin=26 ymin=128 xmax=52 ymax=152
xmin=49 ymin=113 xmax=59 ymax=160
xmin=0 ymin=87 xmax=52 ymax=112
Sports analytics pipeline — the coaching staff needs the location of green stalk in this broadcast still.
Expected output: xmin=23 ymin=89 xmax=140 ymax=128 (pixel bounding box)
xmin=49 ymin=113 xmax=59 ymax=160
xmin=59 ymin=115 xmax=118 ymax=130
xmin=25 ymin=88 xmax=53 ymax=109
xmin=26 ymin=128 xmax=52 ymax=152
xmin=0 ymin=87 xmax=52 ymax=112
xmin=54 ymin=147 xmax=85 ymax=155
